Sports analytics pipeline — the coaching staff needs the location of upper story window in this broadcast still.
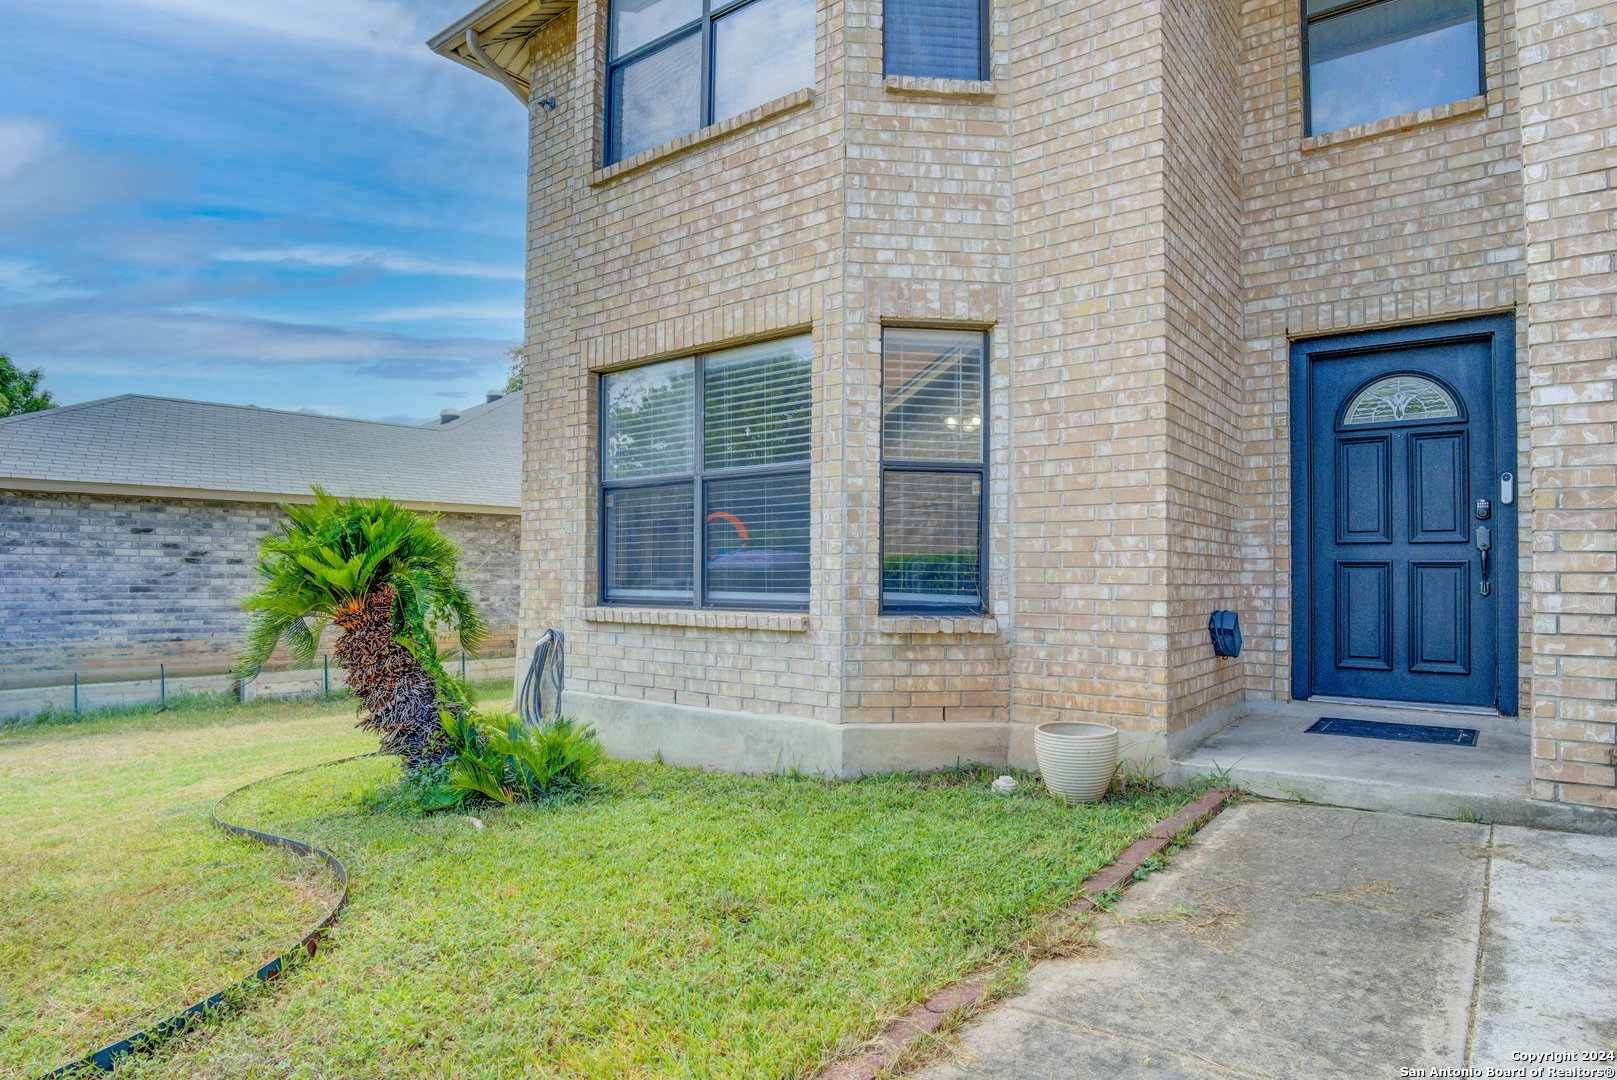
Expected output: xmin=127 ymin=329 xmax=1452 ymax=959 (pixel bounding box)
xmin=884 ymin=0 xmax=987 ymax=80
xmin=1304 ymin=0 xmax=1482 ymax=135
xmin=880 ymin=328 xmax=987 ymax=614
xmin=600 ymin=336 xmax=812 ymax=609
xmin=607 ymin=0 xmax=816 ymax=163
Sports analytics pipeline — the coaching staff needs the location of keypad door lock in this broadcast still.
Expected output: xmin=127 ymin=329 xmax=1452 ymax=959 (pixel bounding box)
xmin=1476 ymin=499 xmax=1491 ymax=520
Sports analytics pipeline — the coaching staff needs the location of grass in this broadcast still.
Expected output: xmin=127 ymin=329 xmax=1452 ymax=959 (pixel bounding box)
xmin=2 ymin=701 xmax=1193 ymax=1080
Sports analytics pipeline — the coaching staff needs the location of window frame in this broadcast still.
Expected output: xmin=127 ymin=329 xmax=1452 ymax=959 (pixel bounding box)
xmin=878 ymin=327 xmax=990 ymax=617
xmin=605 ymin=0 xmax=809 ymax=165
xmin=881 ymin=0 xmax=992 ymax=81
xmin=1299 ymin=0 xmax=1486 ymax=137
xmin=597 ymin=346 xmax=812 ymax=612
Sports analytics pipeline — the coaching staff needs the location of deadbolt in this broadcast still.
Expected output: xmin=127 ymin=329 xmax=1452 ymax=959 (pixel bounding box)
xmin=1476 ymin=499 xmax=1491 ymax=520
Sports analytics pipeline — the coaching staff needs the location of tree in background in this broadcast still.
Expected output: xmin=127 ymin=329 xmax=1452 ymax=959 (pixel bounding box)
xmin=235 ymin=489 xmax=486 ymax=767
xmin=0 ymin=354 xmax=54 ymax=417
xmin=503 ymin=342 xmax=524 ymax=394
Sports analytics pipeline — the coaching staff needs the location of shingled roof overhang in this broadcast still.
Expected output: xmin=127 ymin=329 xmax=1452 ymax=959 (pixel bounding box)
xmin=427 ymin=0 xmax=571 ymax=99
xmin=0 ymin=394 xmax=521 ymax=516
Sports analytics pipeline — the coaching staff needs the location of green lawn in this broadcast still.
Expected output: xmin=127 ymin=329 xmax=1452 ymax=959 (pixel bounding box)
xmin=2 ymin=698 xmax=1191 ymax=1080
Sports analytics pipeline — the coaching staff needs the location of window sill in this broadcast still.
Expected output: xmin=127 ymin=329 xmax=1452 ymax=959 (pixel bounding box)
xmin=883 ymin=74 xmax=999 ymax=99
xmin=590 ymin=88 xmax=815 ymax=186
xmin=1300 ymin=94 xmax=1488 ymax=153
xmin=877 ymin=615 xmax=998 ymax=635
xmin=581 ymin=606 xmax=811 ymax=632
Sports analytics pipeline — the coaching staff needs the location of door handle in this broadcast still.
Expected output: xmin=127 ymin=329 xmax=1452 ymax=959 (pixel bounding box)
xmin=1476 ymin=525 xmax=1492 ymax=596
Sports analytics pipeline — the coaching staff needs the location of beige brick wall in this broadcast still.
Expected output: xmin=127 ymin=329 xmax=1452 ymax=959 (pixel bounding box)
xmin=1518 ymin=0 xmax=1617 ymax=807
xmin=1236 ymin=0 xmax=1529 ymax=703
xmin=838 ymin=0 xmax=1016 ymax=727
xmin=501 ymin=0 xmax=1610 ymax=799
xmin=1006 ymin=0 xmax=1174 ymax=739
xmin=518 ymin=2 xmax=846 ymax=725
xmin=1162 ymin=0 xmax=1246 ymax=732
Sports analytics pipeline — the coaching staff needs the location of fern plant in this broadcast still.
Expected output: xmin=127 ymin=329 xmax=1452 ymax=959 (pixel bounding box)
xmin=236 ymin=488 xmax=486 ymax=766
xmin=438 ymin=711 xmax=606 ymax=805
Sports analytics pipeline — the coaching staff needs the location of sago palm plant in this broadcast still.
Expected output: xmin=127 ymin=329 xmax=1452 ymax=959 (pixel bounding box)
xmin=236 ymin=488 xmax=486 ymax=766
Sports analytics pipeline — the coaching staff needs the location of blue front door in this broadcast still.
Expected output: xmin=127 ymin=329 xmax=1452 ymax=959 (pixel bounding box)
xmin=1293 ymin=317 xmax=1517 ymax=713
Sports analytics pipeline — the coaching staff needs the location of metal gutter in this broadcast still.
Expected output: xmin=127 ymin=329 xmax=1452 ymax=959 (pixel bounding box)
xmin=465 ymin=27 xmax=532 ymax=104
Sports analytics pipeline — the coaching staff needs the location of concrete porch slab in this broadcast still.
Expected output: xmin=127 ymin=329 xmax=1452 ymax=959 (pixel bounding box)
xmin=1168 ymin=713 xmax=1617 ymax=835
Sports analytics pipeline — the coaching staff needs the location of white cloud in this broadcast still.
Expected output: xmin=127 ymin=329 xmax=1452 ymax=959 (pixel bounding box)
xmin=297 ymin=404 xmax=355 ymax=417
xmin=0 ymin=115 xmax=173 ymax=232
xmin=0 ymin=257 xmax=90 ymax=302
xmin=108 ymin=0 xmax=428 ymax=55
xmin=3 ymin=305 xmax=504 ymax=379
xmin=354 ymin=301 xmax=523 ymax=322
xmin=214 ymin=245 xmax=523 ymax=280
xmin=0 ymin=117 xmax=56 ymax=184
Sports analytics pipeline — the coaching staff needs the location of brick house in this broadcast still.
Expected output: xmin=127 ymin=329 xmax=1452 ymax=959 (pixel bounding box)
xmin=0 ymin=393 xmax=520 ymax=691
xmin=432 ymin=0 xmax=1614 ymax=812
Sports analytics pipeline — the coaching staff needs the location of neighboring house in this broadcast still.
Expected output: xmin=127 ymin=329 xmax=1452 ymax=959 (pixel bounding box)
xmin=0 ymin=393 xmax=520 ymax=690
xmin=431 ymin=0 xmax=1614 ymax=813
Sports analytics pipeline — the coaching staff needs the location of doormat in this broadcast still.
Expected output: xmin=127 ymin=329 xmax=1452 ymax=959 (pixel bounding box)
xmin=1306 ymin=717 xmax=1479 ymax=746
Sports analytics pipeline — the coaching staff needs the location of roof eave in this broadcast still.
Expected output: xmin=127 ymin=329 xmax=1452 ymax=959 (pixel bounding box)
xmin=428 ymin=0 xmax=573 ymax=97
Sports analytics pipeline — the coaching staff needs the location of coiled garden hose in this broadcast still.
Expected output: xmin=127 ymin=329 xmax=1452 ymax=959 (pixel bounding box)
xmin=518 ymin=628 xmax=565 ymax=726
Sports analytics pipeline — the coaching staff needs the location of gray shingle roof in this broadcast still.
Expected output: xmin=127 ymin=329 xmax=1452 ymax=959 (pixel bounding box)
xmin=0 ymin=394 xmax=519 ymax=512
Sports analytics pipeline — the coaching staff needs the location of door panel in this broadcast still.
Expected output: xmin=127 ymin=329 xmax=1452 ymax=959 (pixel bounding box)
xmin=1409 ymin=432 xmax=1469 ymax=543
xmin=1335 ymin=562 xmax=1392 ymax=670
xmin=1410 ymin=562 xmax=1471 ymax=674
xmin=1336 ymin=436 xmax=1391 ymax=543
xmin=1305 ymin=333 xmax=1501 ymax=708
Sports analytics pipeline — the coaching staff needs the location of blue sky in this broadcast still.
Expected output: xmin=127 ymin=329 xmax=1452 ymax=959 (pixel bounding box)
xmin=1 ymin=0 xmax=526 ymax=424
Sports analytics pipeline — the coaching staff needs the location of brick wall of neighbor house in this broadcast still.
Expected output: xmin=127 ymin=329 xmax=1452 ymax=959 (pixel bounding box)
xmin=0 ymin=492 xmax=520 ymax=690
xmin=1517 ymin=0 xmax=1617 ymax=808
xmin=1236 ymin=0 xmax=1530 ymax=708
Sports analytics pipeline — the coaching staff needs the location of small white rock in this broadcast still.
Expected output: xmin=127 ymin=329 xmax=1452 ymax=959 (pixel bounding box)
xmin=468 ymin=817 xmax=486 ymax=831
xmin=991 ymin=775 xmax=1018 ymax=794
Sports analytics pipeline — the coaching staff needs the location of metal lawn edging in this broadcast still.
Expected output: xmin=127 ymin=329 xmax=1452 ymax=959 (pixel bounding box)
xmin=41 ymin=754 xmax=376 ymax=1078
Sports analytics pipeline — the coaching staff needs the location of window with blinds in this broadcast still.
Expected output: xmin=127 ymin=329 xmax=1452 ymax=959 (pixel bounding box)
xmin=1304 ymin=0 xmax=1481 ymax=135
xmin=884 ymin=0 xmax=987 ymax=81
xmin=881 ymin=328 xmax=987 ymax=613
xmin=600 ymin=336 xmax=812 ymax=608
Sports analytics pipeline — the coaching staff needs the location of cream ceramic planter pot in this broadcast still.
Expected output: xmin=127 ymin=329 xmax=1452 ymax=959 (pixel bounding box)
xmin=1033 ymin=721 xmax=1120 ymax=802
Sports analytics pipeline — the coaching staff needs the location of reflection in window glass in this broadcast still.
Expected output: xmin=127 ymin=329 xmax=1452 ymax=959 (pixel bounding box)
xmin=714 ymin=0 xmax=817 ymax=121
xmin=704 ymin=336 xmax=812 ymax=470
xmin=607 ymin=0 xmax=815 ymax=164
xmin=604 ymin=483 xmax=695 ymax=603
xmin=1307 ymin=0 xmax=1480 ymax=134
xmin=602 ymin=357 xmax=695 ymax=480
xmin=599 ymin=336 xmax=812 ymax=609
xmin=880 ymin=328 xmax=986 ymax=613
xmin=882 ymin=328 xmax=985 ymax=463
xmin=610 ymin=32 xmax=703 ymax=162
xmin=706 ymin=473 xmax=810 ymax=604
xmin=882 ymin=472 xmax=981 ymax=611
xmin=885 ymin=0 xmax=983 ymax=80
xmin=613 ymin=0 xmax=702 ymax=57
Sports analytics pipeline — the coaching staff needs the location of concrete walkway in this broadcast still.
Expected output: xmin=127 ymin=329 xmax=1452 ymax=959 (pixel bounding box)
xmin=914 ymin=802 xmax=1617 ymax=1080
